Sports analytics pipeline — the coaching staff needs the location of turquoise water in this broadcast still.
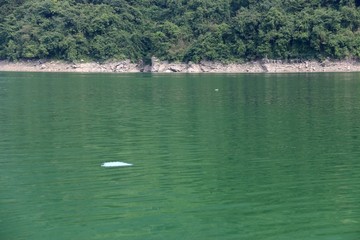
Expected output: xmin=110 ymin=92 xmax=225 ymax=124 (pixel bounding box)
xmin=0 ymin=72 xmax=359 ymax=240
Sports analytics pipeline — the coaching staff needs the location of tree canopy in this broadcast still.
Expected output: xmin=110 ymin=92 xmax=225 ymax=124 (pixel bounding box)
xmin=1 ymin=0 xmax=360 ymax=62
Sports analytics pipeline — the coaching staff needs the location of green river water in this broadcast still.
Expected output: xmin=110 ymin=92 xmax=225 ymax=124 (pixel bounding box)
xmin=0 ymin=72 xmax=359 ymax=240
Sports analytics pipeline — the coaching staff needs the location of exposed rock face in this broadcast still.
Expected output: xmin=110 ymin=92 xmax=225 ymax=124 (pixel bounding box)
xmin=149 ymin=57 xmax=188 ymax=72
xmin=1 ymin=59 xmax=360 ymax=73
xmin=150 ymin=57 xmax=161 ymax=72
xmin=168 ymin=64 xmax=187 ymax=72
xmin=113 ymin=60 xmax=130 ymax=72
xmin=187 ymin=61 xmax=202 ymax=73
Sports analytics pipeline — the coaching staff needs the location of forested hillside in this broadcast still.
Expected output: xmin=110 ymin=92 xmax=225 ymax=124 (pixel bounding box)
xmin=1 ymin=0 xmax=360 ymax=62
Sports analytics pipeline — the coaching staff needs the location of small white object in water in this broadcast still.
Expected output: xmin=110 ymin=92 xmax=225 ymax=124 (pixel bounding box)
xmin=101 ymin=162 xmax=133 ymax=167
xmin=215 ymin=88 xmax=219 ymax=91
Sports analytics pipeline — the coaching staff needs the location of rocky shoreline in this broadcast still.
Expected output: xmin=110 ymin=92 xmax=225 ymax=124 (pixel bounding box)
xmin=1 ymin=57 xmax=360 ymax=73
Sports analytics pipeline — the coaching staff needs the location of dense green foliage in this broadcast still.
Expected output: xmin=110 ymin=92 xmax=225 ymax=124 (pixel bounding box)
xmin=1 ymin=0 xmax=360 ymax=62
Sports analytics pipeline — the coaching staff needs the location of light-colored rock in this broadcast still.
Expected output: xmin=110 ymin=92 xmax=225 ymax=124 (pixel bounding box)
xmin=187 ymin=64 xmax=202 ymax=73
xmin=169 ymin=64 xmax=186 ymax=72
xmin=1 ymin=59 xmax=360 ymax=73
xmin=151 ymin=56 xmax=161 ymax=72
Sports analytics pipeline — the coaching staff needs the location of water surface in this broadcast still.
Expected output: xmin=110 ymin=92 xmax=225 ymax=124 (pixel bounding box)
xmin=1 ymin=72 xmax=359 ymax=239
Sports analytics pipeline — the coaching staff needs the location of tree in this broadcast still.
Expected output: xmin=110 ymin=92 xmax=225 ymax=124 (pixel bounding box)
xmin=1 ymin=0 xmax=360 ymax=61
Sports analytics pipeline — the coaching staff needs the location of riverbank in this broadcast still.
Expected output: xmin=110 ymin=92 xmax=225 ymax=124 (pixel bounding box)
xmin=1 ymin=58 xmax=360 ymax=73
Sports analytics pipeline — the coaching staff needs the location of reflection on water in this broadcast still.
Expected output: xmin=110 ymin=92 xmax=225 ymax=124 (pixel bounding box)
xmin=0 ymin=72 xmax=359 ymax=240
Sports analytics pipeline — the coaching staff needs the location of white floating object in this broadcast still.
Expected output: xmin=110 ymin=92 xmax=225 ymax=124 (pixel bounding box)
xmin=101 ymin=161 xmax=133 ymax=167
xmin=215 ymin=88 xmax=219 ymax=91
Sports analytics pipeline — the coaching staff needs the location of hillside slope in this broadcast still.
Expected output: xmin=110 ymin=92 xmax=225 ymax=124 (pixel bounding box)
xmin=1 ymin=0 xmax=360 ymax=62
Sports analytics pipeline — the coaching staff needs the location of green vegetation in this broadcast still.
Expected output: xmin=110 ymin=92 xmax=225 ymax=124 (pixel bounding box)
xmin=1 ymin=0 xmax=360 ymax=62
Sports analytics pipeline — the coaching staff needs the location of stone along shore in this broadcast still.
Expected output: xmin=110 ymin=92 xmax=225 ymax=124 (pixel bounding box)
xmin=1 ymin=58 xmax=360 ymax=73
